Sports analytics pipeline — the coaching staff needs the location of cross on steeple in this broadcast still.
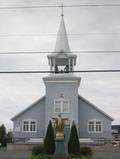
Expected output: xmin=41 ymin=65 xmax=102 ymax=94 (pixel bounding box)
xmin=61 ymin=3 xmax=64 ymax=17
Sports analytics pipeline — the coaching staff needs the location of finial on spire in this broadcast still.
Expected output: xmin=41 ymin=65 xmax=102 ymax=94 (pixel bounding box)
xmin=61 ymin=2 xmax=64 ymax=17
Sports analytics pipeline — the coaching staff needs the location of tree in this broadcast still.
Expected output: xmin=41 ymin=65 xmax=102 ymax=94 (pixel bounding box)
xmin=68 ymin=121 xmax=80 ymax=154
xmin=44 ymin=120 xmax=55 ymax=154
xmin=0 ymin=124 xmax=7 ymax=147
xmin=7 ymin=129 xmax=13 ymax=143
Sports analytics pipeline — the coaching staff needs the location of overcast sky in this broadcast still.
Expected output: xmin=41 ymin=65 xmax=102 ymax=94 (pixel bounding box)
xmin=0 ymin=0 xmax=120 ymax=130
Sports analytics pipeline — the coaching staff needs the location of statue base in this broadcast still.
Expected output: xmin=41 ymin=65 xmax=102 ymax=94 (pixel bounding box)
xmin=54 ymin=138 xmax=66 ymax=159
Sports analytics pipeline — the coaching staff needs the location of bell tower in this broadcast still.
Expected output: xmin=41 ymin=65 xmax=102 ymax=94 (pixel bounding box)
xmin=47 ymin=14 xmax=77 ymax=74
xmin=43 ymin=13 xmax=81 ymax=129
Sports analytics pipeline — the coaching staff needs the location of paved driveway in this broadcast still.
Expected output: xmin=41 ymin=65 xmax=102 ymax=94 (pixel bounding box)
xmin=0 ymin=149 xmax=120 ymax=159
xmin=0 ymin=149 xmax=31 ymax=159
xmin=93 ymin=151 xmax=120 ymax=159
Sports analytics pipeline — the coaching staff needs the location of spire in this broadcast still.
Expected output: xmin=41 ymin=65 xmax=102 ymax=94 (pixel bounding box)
xmin=47 ymin=7 xmax=77 ymax=74
xmin=54 ymin=12 xmax=70 ymax=53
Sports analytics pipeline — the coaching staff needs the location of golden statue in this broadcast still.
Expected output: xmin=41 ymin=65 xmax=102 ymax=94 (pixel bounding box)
xmin=51 ymin=114 xmax=68 ymax=139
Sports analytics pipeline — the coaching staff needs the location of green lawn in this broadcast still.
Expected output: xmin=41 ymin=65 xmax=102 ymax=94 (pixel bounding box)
xmin=27 ymin=154 xmax=94 ymax=159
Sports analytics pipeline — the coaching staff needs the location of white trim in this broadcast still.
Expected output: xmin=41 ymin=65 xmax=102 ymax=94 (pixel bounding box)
xmin=53 ymin=58 xmax=55 ymax=72
xmin=62 ymin=100 xmax=70 ymax=113
xmin=22 ymin=119 xmax=37 ymax=133
xmin=72 ymin=59 xmax=74 ymax=71
xmin=54 ymin=100 xmax=61 ymax=113
xmin=79 ymin=138 xmax=94 ymax=143
xmin=28 ymin=138 xmax=43 ymax=143
xmin=88 ymin=119 xmax=102 ymax=133
xmin=54 ymin=98 xmax=70 ymax=114
xmin=68 ymin=59 xmax=70 ymax=72
xmin=45 ymin=80 xmax=78 ymax=83
xmin=50 ymin=59 xmax=52 ymax=71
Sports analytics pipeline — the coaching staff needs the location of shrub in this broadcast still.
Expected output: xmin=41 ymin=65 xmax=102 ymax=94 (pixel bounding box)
xmin=80 ymin=147 xmax=93 ymax=157
xmin=7 ymin=130 xmax=12 ymax=143
xmin=27 ymin=155 xmax=35 ymax=159
xmin=44 ymin=120 xmax=55 ymax=154
xmin=68 ymin=121 xmax=80 ymax=155
xmin=79 ymin=156 xmax=88 ymax=159
xmin=32 ymin=145 xmax=44 ymax=155
xmin=0 ymin=124 xmax=7 ymax=147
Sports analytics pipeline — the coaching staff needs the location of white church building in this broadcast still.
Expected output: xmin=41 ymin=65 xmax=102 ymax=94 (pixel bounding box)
xmin=11 ymin=14 xmax=113 ymax=144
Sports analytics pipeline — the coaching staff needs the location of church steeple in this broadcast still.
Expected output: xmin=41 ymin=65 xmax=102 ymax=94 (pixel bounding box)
xmin=54 ymin=13 xmax=70 ymax=53
xmin=47 ymin=12 xmax=77 ymax=74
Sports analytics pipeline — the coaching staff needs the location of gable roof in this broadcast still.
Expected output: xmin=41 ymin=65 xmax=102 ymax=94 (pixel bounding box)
xmin=11 ymin=96 xmax=45 ymax=121
xmin=78 ymin=95 xmax=114 ymax=121
xmin=11 ymin=94 xmax=114 ymax=122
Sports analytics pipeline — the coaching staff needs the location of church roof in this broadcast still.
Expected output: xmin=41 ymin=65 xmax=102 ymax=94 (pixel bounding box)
xmin=11 ymin=96 xmax=45 ymax=121
xmin=11 ymin=95 xmax=113 ymax=121
xmin=78 ymin=95 xmax=114 ymax=121
xmin=47 ymin=15 xmax=76 ymax=59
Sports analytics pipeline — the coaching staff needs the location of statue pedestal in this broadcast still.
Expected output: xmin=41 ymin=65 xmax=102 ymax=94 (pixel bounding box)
xmin=54 ymin=138 xmax=66 ymax=158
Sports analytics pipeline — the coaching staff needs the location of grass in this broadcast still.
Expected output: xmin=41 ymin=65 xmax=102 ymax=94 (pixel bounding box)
xmin=27 ymin=154 xmax=94 ymax=159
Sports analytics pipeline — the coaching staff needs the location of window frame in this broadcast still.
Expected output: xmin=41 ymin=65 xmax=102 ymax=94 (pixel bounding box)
xmin=23 ymin=121 xmax=29 ymax=132
xmin=54 ymin=100 xmax=61 ymax=113
xmin=54 ymin=99 xmax=70 ymax=113
xmin=22 ymin=119 xmax=37 ymax=133
xmin=88 ymin=119 xmax=102 ymax=133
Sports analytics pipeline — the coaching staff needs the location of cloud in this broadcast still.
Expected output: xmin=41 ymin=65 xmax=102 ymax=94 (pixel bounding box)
xmin=0 ymin=0 xmax=120 ymax=128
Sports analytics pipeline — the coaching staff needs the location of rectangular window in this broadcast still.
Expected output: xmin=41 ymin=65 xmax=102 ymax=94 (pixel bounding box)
xmin=96 ymin=121 xmax=102 ymax=132
xmin=54 ymin=99 xmax=69 ymax=113
xmin=23 ymin=121 xmax=29 ymax=132
xmin=88 ymin=120 xmax=102 ymax=133
xmin=88 ymin=121 xmax=94 ymax=132
xmin=62 ymin=101 xmax=69 ymax=113
xmin=54 ymin=101 xmax=61 ymax=113
xmin=30 ymin=121 xmax=36 ymax=132
xmin=22 ymin=120 xmax=37 ymax=132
